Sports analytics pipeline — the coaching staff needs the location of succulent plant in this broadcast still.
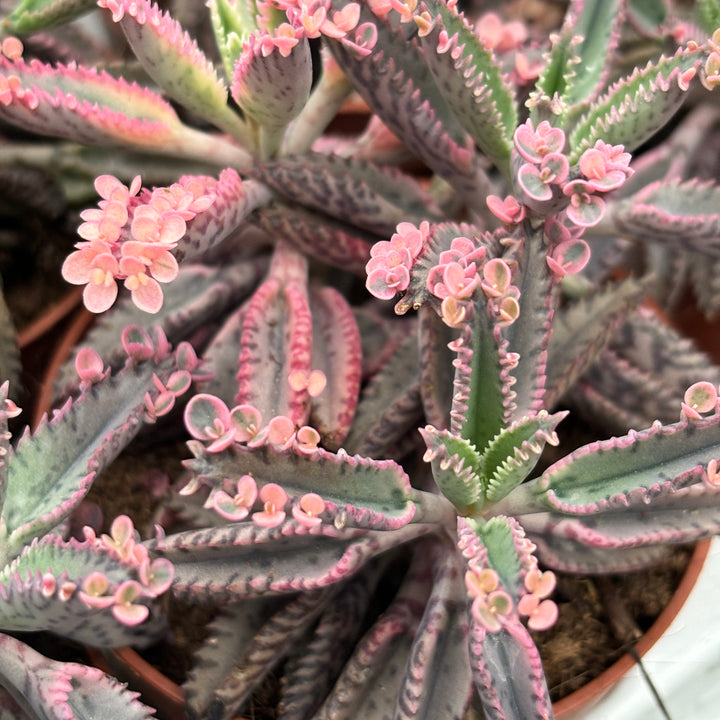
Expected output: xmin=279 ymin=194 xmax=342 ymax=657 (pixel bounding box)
xmin=3 ymin=0 xmax=720 ymax=719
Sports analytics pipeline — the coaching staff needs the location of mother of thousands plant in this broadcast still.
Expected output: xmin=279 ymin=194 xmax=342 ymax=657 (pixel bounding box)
xmin=3 ymin=0 xmax=720 ymax=718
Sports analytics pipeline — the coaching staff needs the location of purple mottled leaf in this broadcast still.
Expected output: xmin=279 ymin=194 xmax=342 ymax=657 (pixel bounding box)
xmin=418 ymin=0 xmax=517 ymax=176
xmin=150 ymin=521 xmax=430 ymax=602
xmin=0 ymin=535 xmax=165 ymax=646
xmin=252 ymin=200 xmax=376 ymax=275
xmin=278 ymin=570 xmax=376 ymax=720
xmin=526 ymin=530 xmax=675 ymax=573
xmin=0 ymin=633 xmax=154 ymax=720
xmin=185 ymin=597 xmax=281 ymax=719
xmin=328 ymin=6 xmax=490 ymax=206
xmin=208 ymin=590 xmax=335 ymax=720
xmin=175 ymin=173 xmax=271 ymax=262
xmin=396 ymin=539 xmax=472 ymax=719
xmin=612 ymin=179 xmax=720 ymax=252
xmin=469 ymin=618 xmax=553 ymax=720
xmin=354 ymin=307 xmax=414 ymax=380
xmin=544 ymin=276 xmax=648 ymax=408
xmin=689 ymin=251 xmax=720 ymax=317
xmin=314 ymin=543 xmax=432 ymax=719
xmin=342 ymin=332 xmax=423 ymax=458
xmin=309 ymin=286 xmax=362 ymax=450
xmin=252 ymin=153 xmax=435 ymax=235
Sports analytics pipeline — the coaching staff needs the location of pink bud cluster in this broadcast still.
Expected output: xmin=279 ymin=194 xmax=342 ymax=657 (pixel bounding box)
xmin=201 ymin=473 xmax=326 ymax=529
xmin=256 ymin=0 xmax=376 ymax=57
xmin=425 ymin=236 xmax=520 ymax=329
xmin=183 ymin=393 xmax=322 ymax=455
xmin=512 ymin=119 xmax=633 ymax=229
xmin=464 ymin=562 xmax=558 ymax=633
xmin=365 ymin=221 xmax=429 ymax=300
xmin=77 ymin=515 xmax=174 ymax=626
xmin=701 ymin=29 xmax=720 ymax=90
xmin=0 ymin=38 xmax=38 ymax=109
xmin=62 ymin=174 xmax=216 ymax=314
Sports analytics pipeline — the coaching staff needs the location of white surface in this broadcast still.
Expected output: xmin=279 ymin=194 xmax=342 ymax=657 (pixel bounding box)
xmin=562 ymin=537 xmax=720 ymax=720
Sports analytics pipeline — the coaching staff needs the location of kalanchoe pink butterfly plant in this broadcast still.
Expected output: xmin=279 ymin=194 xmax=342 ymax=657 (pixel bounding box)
xmin=4 ymin=0 xmax=720 ymax=719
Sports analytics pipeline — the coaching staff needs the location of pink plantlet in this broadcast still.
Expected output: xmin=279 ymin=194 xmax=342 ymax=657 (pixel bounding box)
xmin=77 ymin=205 xmax=126 ymax=244
xmin=513 ymin=52 xmax=544 ymax=83
xmin=112 ymin=580 xmax=150 ymax=626
xmin=210 ymin=474 xmax=258 ymax=521
xmin=78 ymin=572 xmax=115 ymax=609
xmin=514 ymin=119 xmax=566 ymax=164
xmin=252 ymin=483 xmax=289 ymax=527
xmin=703 ymin=50 xmax=720 ymax=90
xmin=138 ymin=557 xmax=174 ymax=596
xmin=121 ymin=326 xmax=155 ymax=362
xmin=524 ymin=568 xmax=556 ymax=598
xmin=75 ymin=347 xmax=106 ymax=385
xmin=578 ymin=141 xmax=633 ymax=192
xmin=292 ymin=492 xmax=325 ymax=527
xmin=345 ymin=21 xmax=377 ymax=56
xmin=366 ymin=257 xmax=412 ymax=300
xmin=682 ymin=381 xmax=718 ymax=419
xmin=517 ymin=594 xmax=559 ymax=631
xmin=101 ymin=515 xmax=137 ymax=563
xmin=1 ymin=37 xmax=23 ymax=61
xmin=230 ymin=404 xmax=263 ymax=443
xmin=497 ymin=295 xmax=521 ymax=326
xmin=440 ymin=296 xmax=468 ymax=328
xmin=546 ymin=237 xmax=591 ymax=277
xmin=705 ymin=459 xmax=720 ymax=488
xmin=62 ymin=249 xmax=119 ymax=314
xmin=465 ymin=567 xmax=500 ymax=597
xmin=288 ymin=369 xmax=327 ymax=397
xmin=487 ymin=195 xmax=526 ymax=225
xmin=121 ymin=241 xmax=179 ymax=283
xmin=294 ymin=425 xmax=321 ymax=454
xmin=58 ymin=581 xmax=77 ymax=602
xmin=266 ymin=415 xmax=297 ymax=451
xmin=475 ymin=12 xmax=527 ymax=53
xmin=517 ymin=153 xmax=569 ymax=202
xmin=131 ymin=204 xmax=187 ymax=246
xmin=40 ymin=572 xmax=56 ymax=598
xmin=184 ymin=393 xmax=237 ymax=452
xmin=563 ymin=180 xmax=606 ymax=227
xmin=471 ymin=590 xmax=513 ymax=633
xmin=119 ymin=255 xmax=164 ymax=314
xmin=481 ymin=258 xmax=512 ymax=298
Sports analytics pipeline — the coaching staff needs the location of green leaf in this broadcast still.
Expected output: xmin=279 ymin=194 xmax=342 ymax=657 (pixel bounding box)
xmin=531 ymin=29 xmax=578 ymax=116
xmin=418 ymin=0 xmax=517 ymax=176
xmin=568 ymin=46 xmax=704 ymax=161
xmin=2 ymin=0 xmax=96 ymax=35
xmin=419 ymin=426 xmax=484 ymax=513
xmin=475 ymin=516 xmax=523 ymax=597
xmin=483 ymin=411 xmax=566 ymax=504
xmin=698 ymin=0 xmax=720 ymax=34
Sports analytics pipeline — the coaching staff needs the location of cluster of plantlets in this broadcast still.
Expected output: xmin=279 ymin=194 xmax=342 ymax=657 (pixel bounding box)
xmin=3 ymin=0 xmax=720 ymax=719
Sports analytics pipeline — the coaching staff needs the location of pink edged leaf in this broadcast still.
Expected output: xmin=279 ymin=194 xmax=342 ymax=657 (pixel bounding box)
xmin=251 ymin=153 xmax=436 ymax=236
xmin=100 ymin=0 xmax=251 ymax=144
xmin=613 ymin=179 xmax=720 ymax=251
xmin=328 ymin=15 xmax=488 ymax=205
xmin=235 ymin=243 xmax=313 ymax=426
xmin=0 ymin=633 xmax=155 ymax=720
xmin=517 ymin=163 xmax=553 ymax=201
xmin=527 ymin=411 xmax=720 ymax=518
xmin=149 ymin=521 xmax=430 ymax=602
xmin=0 ymin=535 xmax=167 ymax=647
xmin=308 ymin=286 xmax=362 ymax=450
xmin=184 ymin=393 xmax=232 ymax=442
xmin=232 ymin=36 xmax=312 ymax=129
xmin=0 ymin=54 xmax=215 ymax=156
xmin=74 ymin=347 xmax=106 ymax=385
xmin=546 ymin=237 xmax=591 ymax=276
xmin=184 ymin=437 xmax=416 ymax=531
